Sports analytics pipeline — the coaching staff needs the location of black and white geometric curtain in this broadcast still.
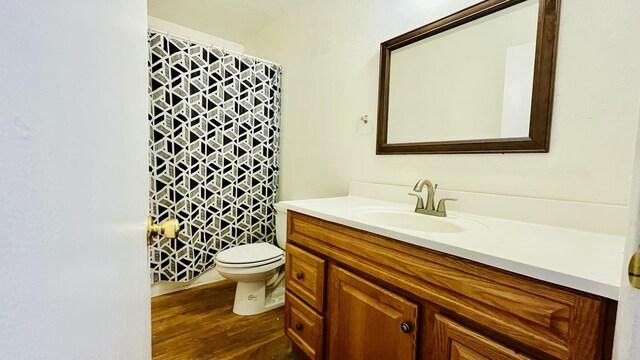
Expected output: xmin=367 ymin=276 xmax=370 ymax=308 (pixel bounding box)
xmin=147 ymin=31 xmax=282 ymax=282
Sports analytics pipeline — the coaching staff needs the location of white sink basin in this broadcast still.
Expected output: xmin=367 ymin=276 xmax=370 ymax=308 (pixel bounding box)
xmin=349 ymin=207 xmax=485 ymax=234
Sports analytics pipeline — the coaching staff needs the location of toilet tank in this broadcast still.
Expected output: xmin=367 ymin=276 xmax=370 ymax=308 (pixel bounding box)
xmin=274 ymin=203 xmax=287 ymax=250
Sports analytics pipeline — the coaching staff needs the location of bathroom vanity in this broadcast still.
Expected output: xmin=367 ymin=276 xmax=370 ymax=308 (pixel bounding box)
xmin=281 ymin=182 xmax=624 ymax=360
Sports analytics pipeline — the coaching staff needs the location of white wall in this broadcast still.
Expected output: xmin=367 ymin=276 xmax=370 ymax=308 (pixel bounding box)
xmin=148 ymin=16 xmax=244 ymax=53
xmin=245 ymin=0 xmax=640 ymax=206
xmin=0 ymin=0 xmax=151 ymax=358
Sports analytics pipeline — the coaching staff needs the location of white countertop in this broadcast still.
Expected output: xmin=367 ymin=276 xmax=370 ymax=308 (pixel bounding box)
xmin=278 ymin=184 xmax=626 ymax=300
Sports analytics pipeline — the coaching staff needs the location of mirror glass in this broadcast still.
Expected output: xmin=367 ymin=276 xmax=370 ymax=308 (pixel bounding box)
xmin=387 ymin=0 xmax=539 ymax=144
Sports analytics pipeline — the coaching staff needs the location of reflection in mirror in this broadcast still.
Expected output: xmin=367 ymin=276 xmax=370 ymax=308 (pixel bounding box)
xmin=377 ymin=0 xmax=561 ymax=154
xmin=387 ymin=0 xmax=539 ymax=144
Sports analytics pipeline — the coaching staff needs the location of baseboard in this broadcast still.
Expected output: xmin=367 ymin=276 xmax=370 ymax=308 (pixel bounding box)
xmin=151 ymin=267 xmax=226 ymax=297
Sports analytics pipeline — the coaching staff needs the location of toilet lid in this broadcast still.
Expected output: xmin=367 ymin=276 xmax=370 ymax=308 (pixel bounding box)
xmin=216 ymin=243 xmax=284 ymax=265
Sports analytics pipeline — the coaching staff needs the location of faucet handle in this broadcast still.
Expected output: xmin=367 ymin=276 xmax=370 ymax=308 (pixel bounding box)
xmin=408 ymin=193 xmax=424 ymax=210
xmin=436 ymin=198 xmax=458 ymax=214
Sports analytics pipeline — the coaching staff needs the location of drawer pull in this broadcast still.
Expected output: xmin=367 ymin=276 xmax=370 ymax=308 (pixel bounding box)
xmin=401 ymin=322 xmax=411 ymax=333
xmin=295 ymin=323 xmax=303 ymax=331
xmin=296 ymin=272 xmax=304 ymax=280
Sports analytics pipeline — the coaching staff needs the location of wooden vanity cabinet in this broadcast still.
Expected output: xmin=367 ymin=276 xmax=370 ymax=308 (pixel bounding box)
xmin=284 ymin=211 xmax=615 ymax=360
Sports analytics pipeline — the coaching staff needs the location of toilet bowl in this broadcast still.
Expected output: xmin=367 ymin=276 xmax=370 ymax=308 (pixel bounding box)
xmin=215 ymin=203 xmax=288 ymax=315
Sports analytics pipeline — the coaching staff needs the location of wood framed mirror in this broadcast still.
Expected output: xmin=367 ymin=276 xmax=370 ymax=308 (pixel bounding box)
xmin=376 ymin=0 xmax=561 ymax=154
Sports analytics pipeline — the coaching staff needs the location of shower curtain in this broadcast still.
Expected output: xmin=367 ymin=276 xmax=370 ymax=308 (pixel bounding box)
xmin=147 ymin=31 xmax=282 ymax=282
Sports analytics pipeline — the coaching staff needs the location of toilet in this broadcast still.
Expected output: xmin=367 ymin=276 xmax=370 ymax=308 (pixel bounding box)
xmin=215 ymin=203 xmax=288 ymax=315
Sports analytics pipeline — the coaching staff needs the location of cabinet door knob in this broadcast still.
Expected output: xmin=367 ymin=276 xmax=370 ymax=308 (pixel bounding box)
xmin=400 ymin=322 xmax=411 ymax=333
xmin=295 ymin=323 xmax=303 ymax=331
xmin=296 ymin=272 xmax=304 ymax=280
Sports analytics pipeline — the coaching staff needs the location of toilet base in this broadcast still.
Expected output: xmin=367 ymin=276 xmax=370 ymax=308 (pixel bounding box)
xmin=232 ymin=280 xmax=285 ymax=316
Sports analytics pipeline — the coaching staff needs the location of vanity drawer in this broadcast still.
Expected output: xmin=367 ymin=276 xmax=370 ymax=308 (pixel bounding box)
xmin=285 ymin=291 xmax=324 ymax=360
xmin=286 ymin=244 xmax=326 ymax=311
xmin=433 ymin=314 xmax=533 ymax=360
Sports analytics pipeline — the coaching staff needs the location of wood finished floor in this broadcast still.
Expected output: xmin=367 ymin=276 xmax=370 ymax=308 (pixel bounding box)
xmin=152 ymin=280 xmax=295 ymax=360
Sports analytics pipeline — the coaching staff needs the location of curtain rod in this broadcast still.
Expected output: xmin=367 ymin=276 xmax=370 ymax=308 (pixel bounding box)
xmin=147 ymin=27 xmax=281 ymax=68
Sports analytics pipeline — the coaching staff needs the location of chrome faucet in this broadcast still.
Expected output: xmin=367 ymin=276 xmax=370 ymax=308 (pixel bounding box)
xmin=409 ymin=179 xmax=457 ymax=217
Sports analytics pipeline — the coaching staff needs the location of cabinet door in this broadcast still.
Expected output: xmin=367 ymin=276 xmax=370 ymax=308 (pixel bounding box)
xmin=326 ymin=264 xmax=418 ymax=360
xmin=433 ymin=314 xmax=532 ymax=360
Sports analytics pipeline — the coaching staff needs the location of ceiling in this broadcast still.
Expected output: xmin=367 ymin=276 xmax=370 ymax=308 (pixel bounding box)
xmin=147 ymin=0 xmax=301 ymax=45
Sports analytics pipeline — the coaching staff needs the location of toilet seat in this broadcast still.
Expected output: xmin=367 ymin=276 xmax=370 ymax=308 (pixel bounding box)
xmin=216 ymin=254 xmax=284 ymax=268
xmin=216 ymin=242 xmax=284 ymax=268
xmin=216 ymin=257 xmax=285 ymax=276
